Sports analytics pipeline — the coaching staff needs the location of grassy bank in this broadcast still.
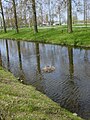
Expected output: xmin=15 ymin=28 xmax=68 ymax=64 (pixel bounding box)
xmin=0 ymin=26 xmax=90 ymax=47
xmin=0 ymin=66 xmax=83 ymax=120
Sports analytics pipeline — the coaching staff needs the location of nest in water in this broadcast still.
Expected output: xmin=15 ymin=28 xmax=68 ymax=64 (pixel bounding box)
xmin=42 ymin=66 xmax=55 ymax=73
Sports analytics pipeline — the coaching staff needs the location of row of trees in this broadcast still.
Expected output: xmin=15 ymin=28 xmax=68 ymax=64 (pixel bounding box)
xmin=0 ymin=0 xmax=90 ymax=34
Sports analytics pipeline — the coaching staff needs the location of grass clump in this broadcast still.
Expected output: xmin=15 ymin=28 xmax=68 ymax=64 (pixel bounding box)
xmin=0 ymin=66 xmax=83 ymax=120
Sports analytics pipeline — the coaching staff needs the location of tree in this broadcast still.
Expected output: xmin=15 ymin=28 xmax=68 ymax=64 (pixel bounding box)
xmin=12 ymin=0 xmax=19 ymax=33
xmin=48 ymin=0 xmax=51 ymax=25
xmin=44 ymin=0 xmax=55 ymax=26
xmin=0 ymin=16 xmax=3 ymax=29
xmin=67 ymin=0 xmax=73 ymax=33
xmin=56 ymin=0 xmax=66 ymax=25
xmin=32 ymin=0 xmax=38 ymax=33
xmin=84 ymin=0 xmax=86 ymax=25
xmin=83 ymin=0 xmax=88 ymax=26
xmin=0 ymin=0 xmax=7 ymax=33
xmin=5 ymin=5 xmax=15 ymax=28
xmin=36 ymin=0 xmax=43 ymax=26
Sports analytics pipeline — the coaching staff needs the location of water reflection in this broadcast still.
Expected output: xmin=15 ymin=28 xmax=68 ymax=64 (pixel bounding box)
xmin=0 ymin=39 xmax=90 ymax=120
xmin=68 ymin=47 xmax=74 ymax=79
xmin=35 ymin=43 xmax=45 ymax=92
xmin=6 ymin=40 xmax=10 ymax=71
xmin=17 ymin=41 xmax=22 ymax=70
xmin=0 ymin=50 xmax=2 ymax=66
xmin=35 ymin=43 xmax=41 ymax=74
xmin=17 ymin=41 xmax=25 ymax=81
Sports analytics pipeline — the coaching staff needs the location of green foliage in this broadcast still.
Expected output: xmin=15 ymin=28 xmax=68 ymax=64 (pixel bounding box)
xmin=0 ymin=66 xmax=83 ymax=120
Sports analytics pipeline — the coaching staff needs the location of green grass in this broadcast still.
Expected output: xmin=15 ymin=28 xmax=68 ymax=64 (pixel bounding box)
xmin=0 ymin=66 xmax=83 ymax=120
xmin=72 ymin=23 xmax=90 ymax=26
xmin=0 ymin=26 xmax=90 ymax=47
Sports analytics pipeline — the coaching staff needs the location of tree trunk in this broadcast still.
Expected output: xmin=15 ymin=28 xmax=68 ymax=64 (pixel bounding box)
xmin=0 ymin=0 xmax=7 ymax=33
xmin=12 ymin=0 xmax=19 ymax=33
xmin=32 ymin=0 xmax=38 ymax=33
xmin=48 ymin=0 xmax=51 ymax=26
xmin=67 ymin=0 xmax=72 ymax=33
xmin=40 ymin=1 xmax=43 ymax=25
xmin=84 ymin=0 xmax=87 ymax=27
xmin=58 ymin=7 xmax=61 ymax=25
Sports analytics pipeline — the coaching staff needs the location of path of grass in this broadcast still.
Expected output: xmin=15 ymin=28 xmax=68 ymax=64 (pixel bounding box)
xmin=0 ymin=27 xmax=90 ymax=47
xmin=0 ymin=66 xmax=83 ymax=120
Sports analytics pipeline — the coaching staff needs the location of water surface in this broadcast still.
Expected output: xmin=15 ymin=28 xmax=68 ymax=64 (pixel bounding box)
xmin=0 ymin=39 xmax=90 ymax=119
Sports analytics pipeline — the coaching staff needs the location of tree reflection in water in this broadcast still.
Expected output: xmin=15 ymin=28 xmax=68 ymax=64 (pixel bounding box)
xmin=17 ymin=41 xmax=25 ymax=82
xmin=0 ymin=50 xmax=2 ymax=66
xmin=35 ymin=43 xmax=45 ymax=93
xmin=6 ymin=40 xmax=10 ymax=71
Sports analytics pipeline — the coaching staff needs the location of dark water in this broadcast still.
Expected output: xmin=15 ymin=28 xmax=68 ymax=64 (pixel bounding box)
xmin=0 ymin=39 xmax=90 ymax=120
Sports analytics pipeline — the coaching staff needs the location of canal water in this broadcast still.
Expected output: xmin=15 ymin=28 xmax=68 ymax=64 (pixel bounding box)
xmin=0 ymin=39 xmax=90 ymax=119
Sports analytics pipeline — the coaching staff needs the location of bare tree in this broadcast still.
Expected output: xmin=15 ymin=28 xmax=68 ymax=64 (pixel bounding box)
xmin=0 ymin=0 xmax=7 ymax=33
xmin=56 ymin=0 xmax=66 ymax=25
xmin=67 ymin=0 xmax=73 ymax=33
xmin=12 ymin=0 xmax=19 ymax=33
xmin=48 ymin=0 xmax=51 ymax=25
xmin=32 ymin=0 xmax=38 ymax=33
xmin=83 ymin=0 xmax=88 ymax=26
